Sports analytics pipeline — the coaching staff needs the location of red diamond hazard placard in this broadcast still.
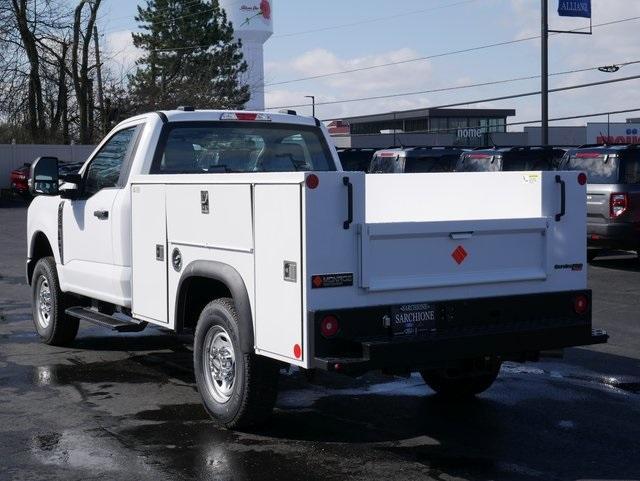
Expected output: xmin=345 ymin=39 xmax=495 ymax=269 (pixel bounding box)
xmin=452 ymin=245 xmax=468 ymax=265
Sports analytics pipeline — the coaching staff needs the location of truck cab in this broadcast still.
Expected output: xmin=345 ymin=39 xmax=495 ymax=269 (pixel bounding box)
xmin=26 ymin=109 xmax=606 ymax=429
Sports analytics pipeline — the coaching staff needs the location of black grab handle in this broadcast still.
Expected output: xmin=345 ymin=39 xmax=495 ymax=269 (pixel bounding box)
xmin=343 ymin=177 xmax=353 ymax=230
xmin=555 ymin=175 xmax=566 ymax=222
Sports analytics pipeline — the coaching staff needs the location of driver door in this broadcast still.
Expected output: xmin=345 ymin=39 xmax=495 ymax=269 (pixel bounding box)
xmin=60 ymin=125 xmax=141 ymax=305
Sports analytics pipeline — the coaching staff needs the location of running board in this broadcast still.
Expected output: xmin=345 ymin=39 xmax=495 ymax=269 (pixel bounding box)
xmin=65 ymin=307 xmax=148 ymax=333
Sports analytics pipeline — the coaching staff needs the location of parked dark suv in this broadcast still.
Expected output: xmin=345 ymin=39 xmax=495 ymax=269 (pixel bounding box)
xmin=455 ymin=146 xmax=566 ymax=172
xmin=559 ymin=144 xmax=640 ymax=260
xmin=336 ymin=148 xmax=378 ymax=172
xmin=368 ymin=147 xmax=465 ymax=173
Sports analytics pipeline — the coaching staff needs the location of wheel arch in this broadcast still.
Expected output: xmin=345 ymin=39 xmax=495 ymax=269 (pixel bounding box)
xmin=175 ymin=260 xmax=254 ymax=353
xmin=27 ymin=231 xmax=55 ymax=285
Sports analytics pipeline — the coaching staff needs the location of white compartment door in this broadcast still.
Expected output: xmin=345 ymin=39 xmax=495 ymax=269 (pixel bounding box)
xmin=254 ymin=184 xmax=303 ymax=362
xmin=131 ymin=184 xmax=168 ymax=324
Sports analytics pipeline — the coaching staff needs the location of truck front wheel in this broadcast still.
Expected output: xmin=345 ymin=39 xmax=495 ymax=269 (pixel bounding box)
xmin=420 ymin=359 xmax=502 ymax=398
xmin=31 ymin=256 xmax=79 ymax=346
xmin=194 ymin=298 xmax=280 ymax=429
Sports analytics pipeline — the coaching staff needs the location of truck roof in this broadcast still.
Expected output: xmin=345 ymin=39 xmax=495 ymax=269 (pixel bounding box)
xmin=155 ymin=109 xmax=319 ymax=126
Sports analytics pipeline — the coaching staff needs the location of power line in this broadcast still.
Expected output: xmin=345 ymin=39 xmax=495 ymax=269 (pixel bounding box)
xmin=265 ymin=15 xmax=640 ymax=87
xmin=509 ymin=107 xmax=640 ymax=128
xmin=101 ymin=0 xmax=246 ymax=35
xmin=271 ymin=0 xmax=481 ymax=39
xmin=319 ymin=74 xmax=640 ymax=122
xmin=265 ymin=59 xmax=640 ymax=110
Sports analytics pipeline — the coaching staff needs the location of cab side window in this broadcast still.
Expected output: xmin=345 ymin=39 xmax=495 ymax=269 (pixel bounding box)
xmin=84 ymin=127 xmax=138 ymax=196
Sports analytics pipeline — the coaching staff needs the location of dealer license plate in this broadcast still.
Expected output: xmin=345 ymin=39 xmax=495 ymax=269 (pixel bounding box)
xmin=390 ymin=303 xmax=438 ymax=336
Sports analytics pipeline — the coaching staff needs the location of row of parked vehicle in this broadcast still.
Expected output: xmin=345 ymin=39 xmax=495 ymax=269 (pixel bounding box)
xmin=337 ymin=144 xmax=640 ymax=261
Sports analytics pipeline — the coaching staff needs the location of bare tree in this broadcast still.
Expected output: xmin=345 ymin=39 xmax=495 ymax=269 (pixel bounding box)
xmin=71 ymin=0 xmax=101 ymax=144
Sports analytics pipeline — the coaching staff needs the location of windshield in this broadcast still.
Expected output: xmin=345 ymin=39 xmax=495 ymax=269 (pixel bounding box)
xmin=502 ymin=152 xmax=556 ymax=171
xmin=563 ymin=152 xmax=619 ymax=183
xmin=456 ymin=153 xmax=501 ymax=172
xmin=369 ymin=154 xmax=400 ymax=173
xmin=404 ymin=155 xmax=459 ymax=173
xmin=151 ymin=122 xmax=335 ymax=174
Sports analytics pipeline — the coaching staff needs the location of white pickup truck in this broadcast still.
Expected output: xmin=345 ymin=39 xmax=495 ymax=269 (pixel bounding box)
xmin=27 ymin=108 xmax=607 ymax=428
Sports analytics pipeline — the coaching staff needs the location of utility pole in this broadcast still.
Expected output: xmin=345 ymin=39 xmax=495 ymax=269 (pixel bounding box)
xmin=305 ymin=95 xmax=316 ymax=117
xmin=541 ymin=0 xmax=549 ymax=146
xmin=93 ymin=25 xmax=105 ymax=135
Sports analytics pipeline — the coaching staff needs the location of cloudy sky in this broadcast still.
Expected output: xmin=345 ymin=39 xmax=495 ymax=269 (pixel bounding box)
xmin=100 ymin=0 xmax=640 ymax=129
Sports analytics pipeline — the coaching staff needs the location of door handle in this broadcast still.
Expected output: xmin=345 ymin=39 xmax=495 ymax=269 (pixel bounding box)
xmin=93 ymin=210 xmax=109 ymax=220
xmin=555 ymin=175 xmax=566 ymax=222
xmin=343 ymin=176 xmax=353 ymax=230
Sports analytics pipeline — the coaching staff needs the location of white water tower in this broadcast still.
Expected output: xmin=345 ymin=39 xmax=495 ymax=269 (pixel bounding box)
xmin=220 ymin=0 xmax=273 ymax=111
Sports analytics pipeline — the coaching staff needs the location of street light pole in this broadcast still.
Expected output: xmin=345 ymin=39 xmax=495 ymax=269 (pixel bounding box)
xmin=305 ymin=95 xmax=316 ymax=117
xmin=541 ymin=0 xmax=549 ymax=146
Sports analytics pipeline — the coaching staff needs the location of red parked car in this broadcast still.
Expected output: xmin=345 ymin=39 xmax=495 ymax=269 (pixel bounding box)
xmin=10 ymin=163 xmax=31 ymax=198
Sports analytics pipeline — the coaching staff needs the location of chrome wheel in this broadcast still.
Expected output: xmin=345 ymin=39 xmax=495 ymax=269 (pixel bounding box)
xmin=36 ymin=275 xmax=53 ymax=329
xmin=203 ymin=327 xmax=236 ymax=403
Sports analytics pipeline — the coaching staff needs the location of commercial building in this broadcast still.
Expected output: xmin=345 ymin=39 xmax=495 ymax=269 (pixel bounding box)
xmin=328 ymin=107 xmax=640 ymax=149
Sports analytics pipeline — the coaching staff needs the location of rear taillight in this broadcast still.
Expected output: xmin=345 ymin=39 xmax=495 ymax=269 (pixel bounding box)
xmin=320 ymin=315 xmax=340 ymax=338
xmin=573 ymin=294 xmax=589 ymax=315
xmin=610 ymin=193 xmax=629 ymax=218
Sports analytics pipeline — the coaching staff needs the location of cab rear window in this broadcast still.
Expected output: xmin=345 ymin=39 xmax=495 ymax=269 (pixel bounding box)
xmin=151 ymin=122 xmax=336 ymax=174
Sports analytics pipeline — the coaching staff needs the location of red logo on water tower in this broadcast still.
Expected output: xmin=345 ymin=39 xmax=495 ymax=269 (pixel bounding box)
xmin=260 ymin=0 xmax=271 ymax=19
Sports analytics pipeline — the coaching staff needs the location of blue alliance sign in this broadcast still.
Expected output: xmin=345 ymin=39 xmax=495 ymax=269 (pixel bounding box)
xmin=558 ymin=0 xmax=591 ymax=18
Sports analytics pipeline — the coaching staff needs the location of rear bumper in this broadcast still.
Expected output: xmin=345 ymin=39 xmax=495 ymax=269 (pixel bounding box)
xmin=313 ymin=326 xmax=608 ymax=375
xmin=311 ymin=290 xmax=607 ymax=375
xmin=587 ymin=221 xmax=640 ymax=249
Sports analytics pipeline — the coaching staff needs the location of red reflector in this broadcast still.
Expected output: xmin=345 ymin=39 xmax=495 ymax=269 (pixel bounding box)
xmin=236 ymin=112 xmax=258 ymax=121
xmin=576 ymin=152 xmax=602 ymax=159
xmin=312 ymin=275 xmax=323 ymax=288
xmin=577 ymin=172 xmax=587 ymax=185
xmin=379 ymin=151 xmax=397 ymax=157
xmin=320 ymin=315 xmax=339 ymax=338
xmin=590 ymin=234 xmax=600 ymax=240
xmin=293 ymin=344 xmax=302 ymax=359
xmin=468 ymin=154 xmax=492 ymax=159
xmin=573 ymin=295 xmax=589 ymax=314
xmin=306 ymin=174 xmax=319 ymax=189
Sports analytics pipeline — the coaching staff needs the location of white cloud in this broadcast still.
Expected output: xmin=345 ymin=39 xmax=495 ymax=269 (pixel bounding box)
xmin=104 ymin=30 xmax=142 ymax=78
xmin=265 ymin=47 xmax=437 ymax=118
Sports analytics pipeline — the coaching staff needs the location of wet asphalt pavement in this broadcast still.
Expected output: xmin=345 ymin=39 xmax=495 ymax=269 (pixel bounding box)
xmin=1 ymin=197 xmax=639 ymax=481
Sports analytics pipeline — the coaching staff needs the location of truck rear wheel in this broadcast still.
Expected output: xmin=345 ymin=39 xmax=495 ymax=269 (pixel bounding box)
xmin=194 ymin=298 xmax=280 ymax=429
xmin=31 ymin=256 xmax=79 ymax=346
xmin=420 ymin=359 xmax=501 ymax=398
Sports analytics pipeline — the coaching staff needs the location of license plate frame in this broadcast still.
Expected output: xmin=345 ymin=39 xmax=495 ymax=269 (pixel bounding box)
xmin=390 ymin=303 xmax=438 ymax=336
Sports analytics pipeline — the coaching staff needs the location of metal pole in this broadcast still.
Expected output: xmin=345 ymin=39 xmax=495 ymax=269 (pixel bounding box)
xmin=541 ymin=0 xmax=549 ymax=145
xmin=93 ymin=25 xmax=105 ymax=135
xmin=607 ymin=113 xmax=610 ymax=142
xmin=305 ymin=95 xmax=315 ymax=117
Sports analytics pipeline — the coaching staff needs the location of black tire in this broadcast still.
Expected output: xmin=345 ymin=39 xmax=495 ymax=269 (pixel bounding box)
xmin=421 ymin=359 xmax=502 ymax=399
xmin=194 ymin=298 xmax=280 ymax=429
xmin=31 ymin=256 xmax=79 ymax=346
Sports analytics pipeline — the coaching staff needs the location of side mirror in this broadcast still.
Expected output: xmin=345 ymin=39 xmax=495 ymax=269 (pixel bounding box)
xmin=60 ymin=173 xmax=83 ymax=200
xmin=29 ymin=156 xmax=59 ymax=196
